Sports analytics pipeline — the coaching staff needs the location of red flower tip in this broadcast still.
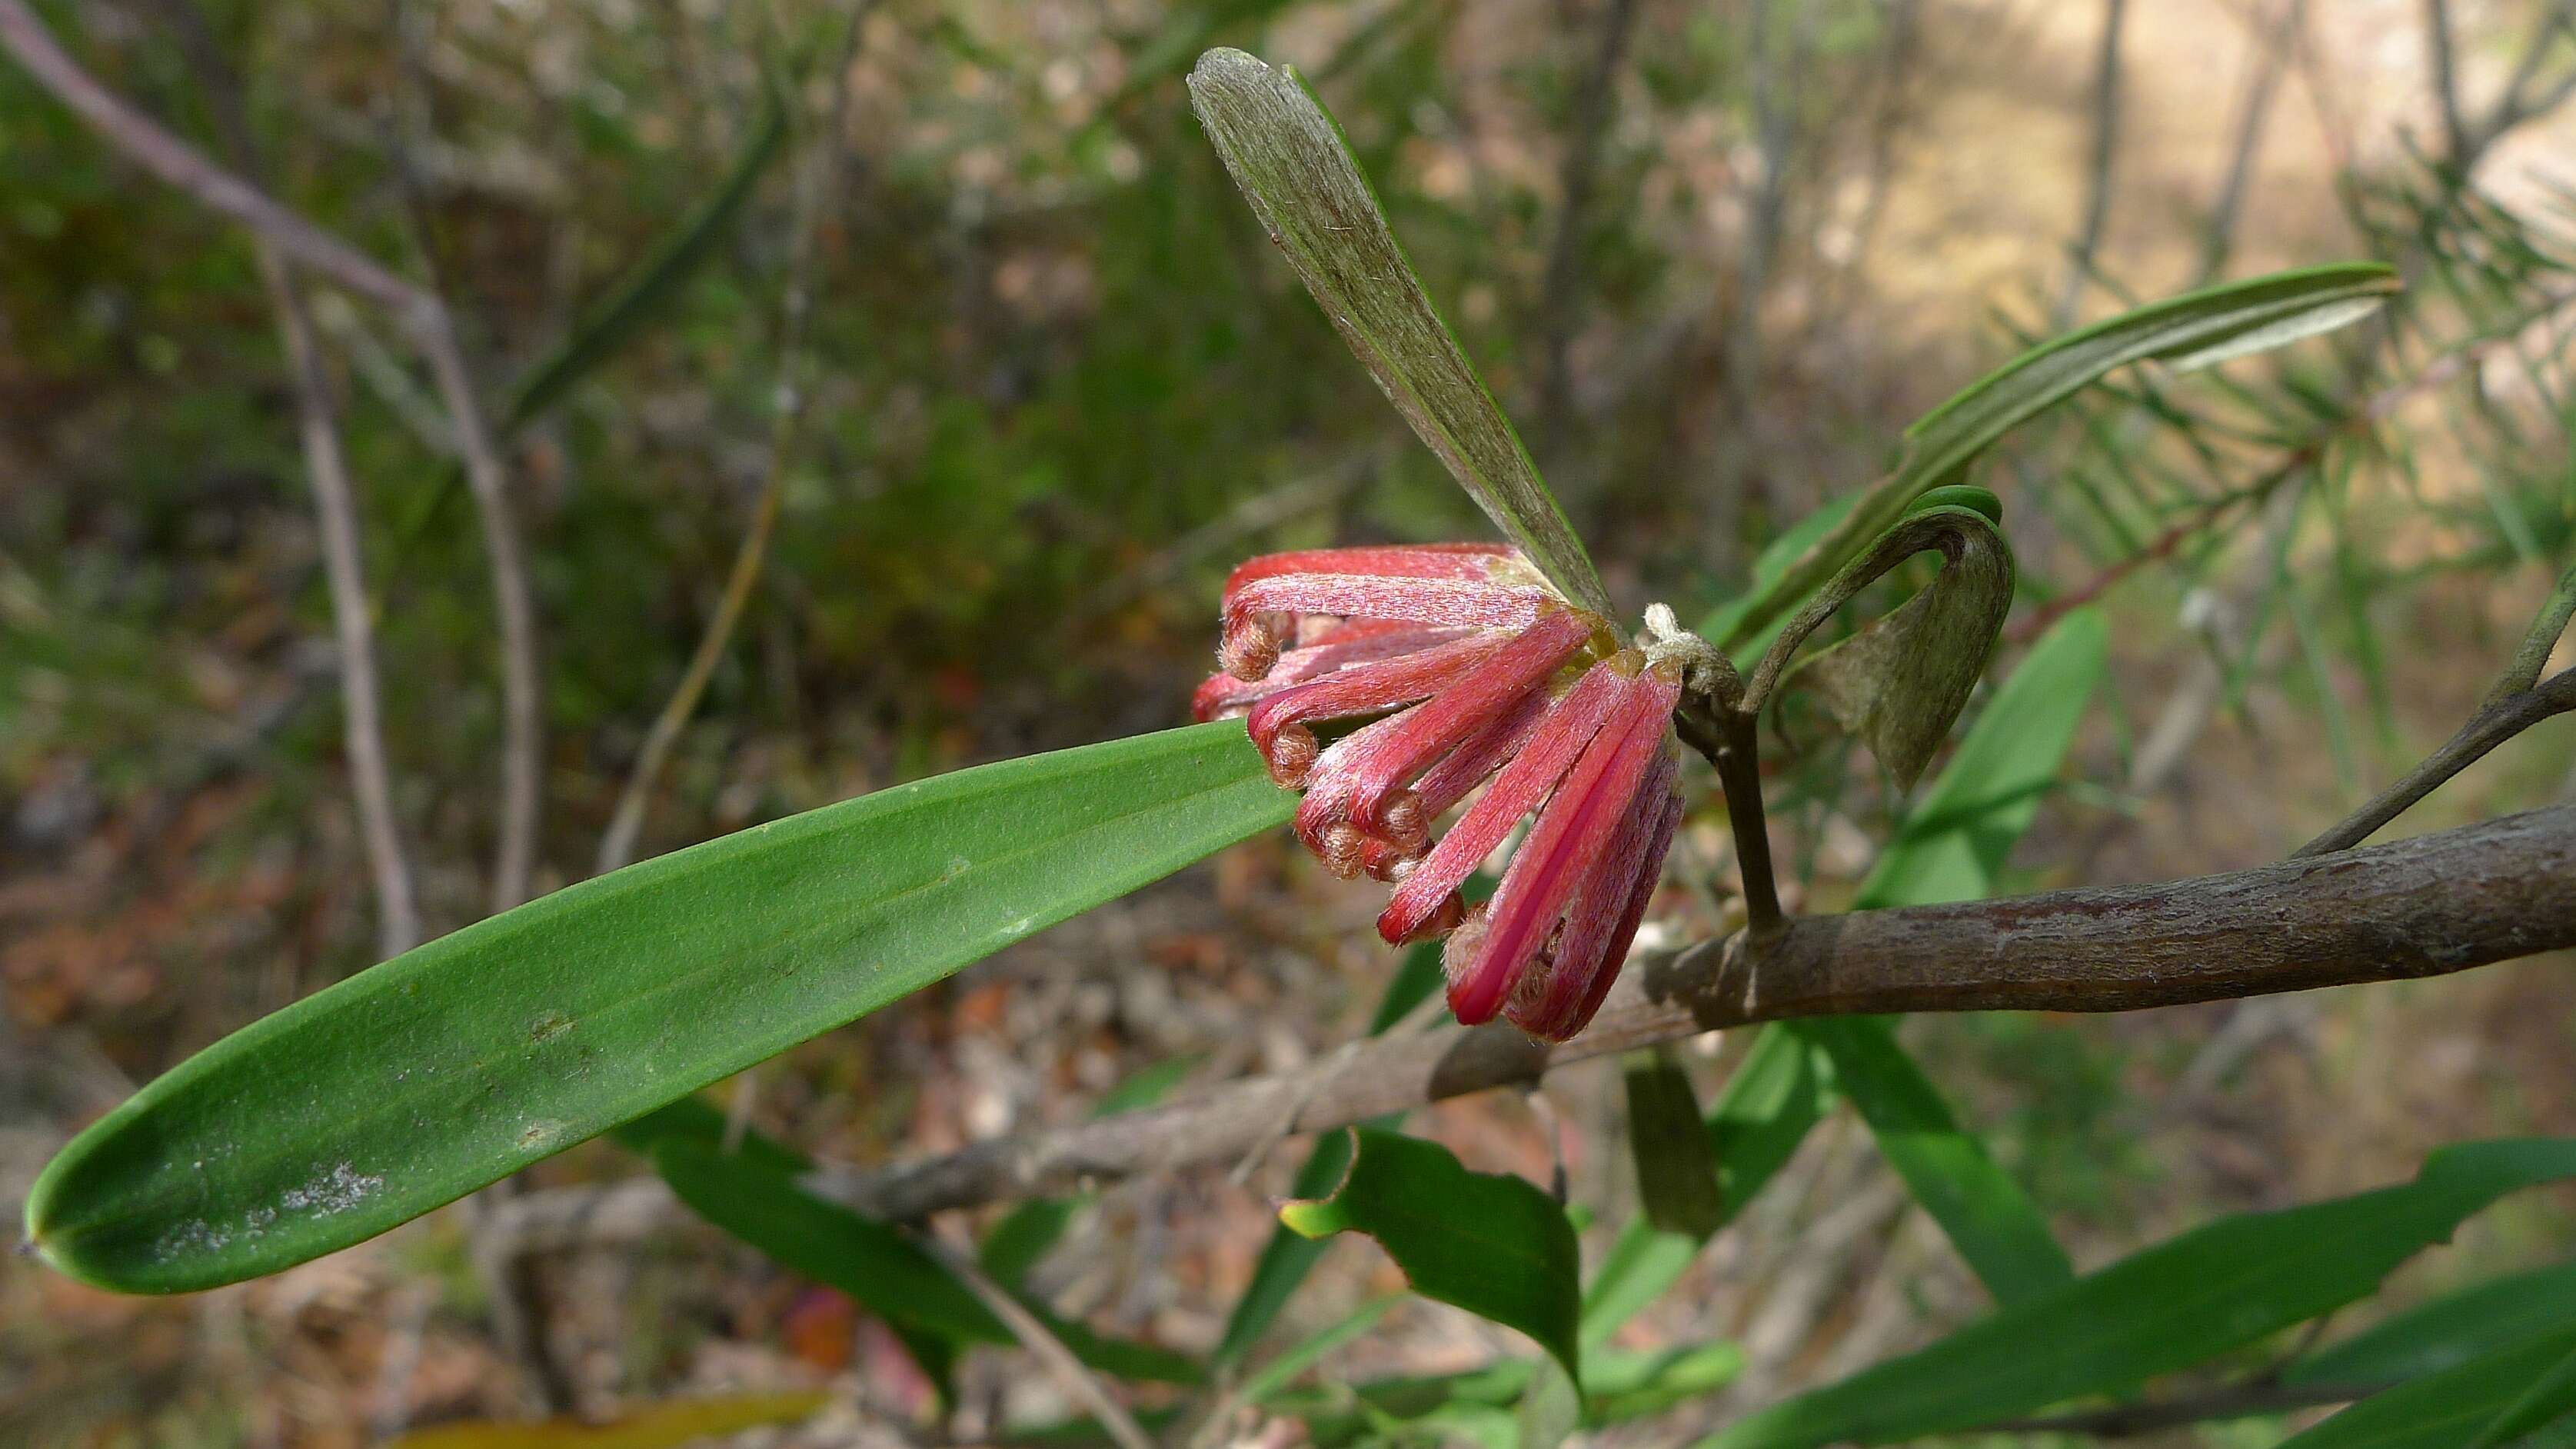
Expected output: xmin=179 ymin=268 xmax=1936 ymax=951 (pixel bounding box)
xmin=1199 ymin=543 xmax=1694 ymax=1043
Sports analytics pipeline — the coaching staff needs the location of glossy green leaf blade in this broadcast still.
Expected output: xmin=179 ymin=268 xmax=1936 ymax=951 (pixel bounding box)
xmin=2287 ymin=1260 xmax=2576 ymax=1387
xmin=2473 ymin=1338 xmax=2576 ymax=1449
xmin=657 ymin=1140 xmax=1003 ymax=1347
xmin=1788 ymin=1018 xmax=2072 ymax=1305
xmin=27 ymin=722 xmax=1293 ymax=1294
xmin=1766 ymin=612 xmax=2103 ymax=1309
xmin=1213 ymin=940 xmax=1443 ymax=1366
xmin=504 ymin=85 xmax=788 ymax=431
xmin=1579 ymin=1024 xmax=1835 ymax=1349
xmin=1280 ymin=1127 xmax=1583 ymax=1387
xmin=1623 ymin=1048 xmax=1725 ymax=1239
xmin=611 ymin=1101 xmax=960 ymax=1399
xmin=1184 ymin=48 xmax=1611 ymax=616
xmin=654 ymin=1141 xmax=1203 ymax=1385
xmin=1718 ymin=264 xmax=2397 ymax=650
xmin=2279 ymin=1325 xmax=2576 ymax=1449
xmin=1702 ymin=1138 xmax=2576 ymax=1449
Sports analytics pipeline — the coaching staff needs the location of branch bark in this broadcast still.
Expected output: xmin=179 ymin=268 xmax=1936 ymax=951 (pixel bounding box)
xmin=483 ymin=804 xmax=2576 ymax=1252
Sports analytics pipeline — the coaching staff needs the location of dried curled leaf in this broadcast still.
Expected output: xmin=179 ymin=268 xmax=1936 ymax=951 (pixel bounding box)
xmin=1759 ymin=503 xmax=2015 ymax=792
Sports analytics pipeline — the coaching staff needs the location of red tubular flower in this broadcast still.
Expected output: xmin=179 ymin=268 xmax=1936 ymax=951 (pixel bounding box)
xmin=1201 ymin=543 xmax=1691 ymax=1043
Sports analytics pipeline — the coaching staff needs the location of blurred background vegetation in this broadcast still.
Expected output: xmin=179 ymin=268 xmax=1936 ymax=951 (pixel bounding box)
xmin=2 ymin=0 xmax=2574 ymax=1444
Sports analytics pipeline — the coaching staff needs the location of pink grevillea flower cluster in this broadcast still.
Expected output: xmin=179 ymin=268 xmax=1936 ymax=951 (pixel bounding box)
xmin=1194 ymin=543 xmax=1688 ymax=1042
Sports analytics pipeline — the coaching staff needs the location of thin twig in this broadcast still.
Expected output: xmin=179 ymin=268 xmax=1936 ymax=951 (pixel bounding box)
xmin=2056 ymin=0 xmax=2129 ymax=325
xmin=2465 ymin=0 xmax=2576 ymax=158
xmin=0 ymin=0 xmax=549 ymax=914
xmin=476 ymin=802 xmax=2576 ymax=1251
xmin=2427 ymin=0 xmax=2471 ymax=165
xmin=419 ymin=320 xmax=547 ymax=911
xmin=597 ymin=2 xmax=870 ymax=874
xmin=153 ymin=0 xmax=421 ymax=957
xmin=0 ymin=1 xmax=424 ymax=317
xmin=2296 ymin=667 xmax=2576 ymax=855
xmin=1535 ymin=0 xmax=1644 ymax=460
xmin=2202 ymin=0 xmax=2298 ymax=280
xmin=916 ymin=1224 xmax=1155 ymax=1449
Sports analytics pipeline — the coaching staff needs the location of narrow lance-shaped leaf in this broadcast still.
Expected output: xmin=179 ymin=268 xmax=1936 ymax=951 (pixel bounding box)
xmin=1578 ymin=994 xmax=1837 ymax=1349
xmin=609 ymin=1100 xmax=967 ymax=1396
xmin=1186 ymin=48 xmax=1613 ymax=616
xmin=504 ymin=82 xmax=790 ymax=431
xmin=2471 ymin=1337 xmax=2576 ymax=1449
xmin=2278 ymin=1324 xmax=2576 ymax=1449
xmin=1787 ymin=1018 xmax=2072 ymax=1306
xmin=1769 ymin=498 xmax=2015 ymax=791
xmin=1719 ymin=262 xmax=2398 ymax=650
xmin=2286 ymin=1259 xmax=2576 ymax=1388
xmin=1280 ymin=1127 xmax=1584 ymax=1389
xmin=1623 ymin=1048 xmax=1726 ymax=1239
xmin=654 ymin=1141 xmax=1203 ymax=1385
xmin=1702 ymin=1137 xmax=2576 ymax=1449
xmin=27 ymin=722 xmax=1292 ymax=1294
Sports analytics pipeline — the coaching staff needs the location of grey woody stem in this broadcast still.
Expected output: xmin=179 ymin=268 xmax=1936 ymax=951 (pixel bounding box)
xmin=479 ymin=804 xmax=2576 ymax=1254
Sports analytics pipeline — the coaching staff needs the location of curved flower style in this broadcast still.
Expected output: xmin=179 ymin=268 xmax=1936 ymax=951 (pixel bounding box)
xmin=1196 ymin=544 xmax=1687 ymax=1041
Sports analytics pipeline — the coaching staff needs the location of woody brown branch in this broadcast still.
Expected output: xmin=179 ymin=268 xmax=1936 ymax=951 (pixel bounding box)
xmin=487 ymin=803 xmax=2576 ymax=1254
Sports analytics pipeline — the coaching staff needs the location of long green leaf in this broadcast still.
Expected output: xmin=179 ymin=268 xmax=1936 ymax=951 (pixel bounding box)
xmin=1718 ymin=265 xmax=2397 ymax=650
xmin=2287 ymin=1260 xmax=2576 ymax=1387
xmin=1788 ymin=1017 xmax=2072 ymax=1305
xmin=1623 ymin=1048 xmax=1726 ymax=1239
xmin=654 ymin=1141 xmax=1203 ymax=1385
xmin=504 ymin=85 xmax=789 ymax=431
xmin=610 ymin=1099 xmax=960 ymax=1397
xmin=1184 ymin=48 xmax=1612 ymax=615
xmin=27 ymin=722 xmax=1292 ymax=1293
xmin=2280 ymin=1325 xmax=2576 ymax=1449
xmin=1578 ymin=1025 xmax=1835 ymax=1349
xmin=1769 ymin=612 xmax=2105 ymax=1307
xmin=1213 ymin=940 xmax=1444 ymax=1366
xmin=1280 ymin=1128 xmax=1583 ymax=1387
xmin=1702 ymin=1138 xmax=2576 ymax=1448
xmin=2473 ymin=1338 xmax=2576 ymax=1449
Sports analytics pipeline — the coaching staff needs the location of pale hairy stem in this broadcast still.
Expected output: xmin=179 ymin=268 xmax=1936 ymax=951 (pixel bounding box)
xmin=0 ymin=0 xmax=547 ymax=914
xmin=2055 ymin=0 xmax=2128 ymax=326
xmin=482 ymin=804 xmax=2576 ymax=1248
xmin=596 ymin=1 xmax=871 ymax=875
